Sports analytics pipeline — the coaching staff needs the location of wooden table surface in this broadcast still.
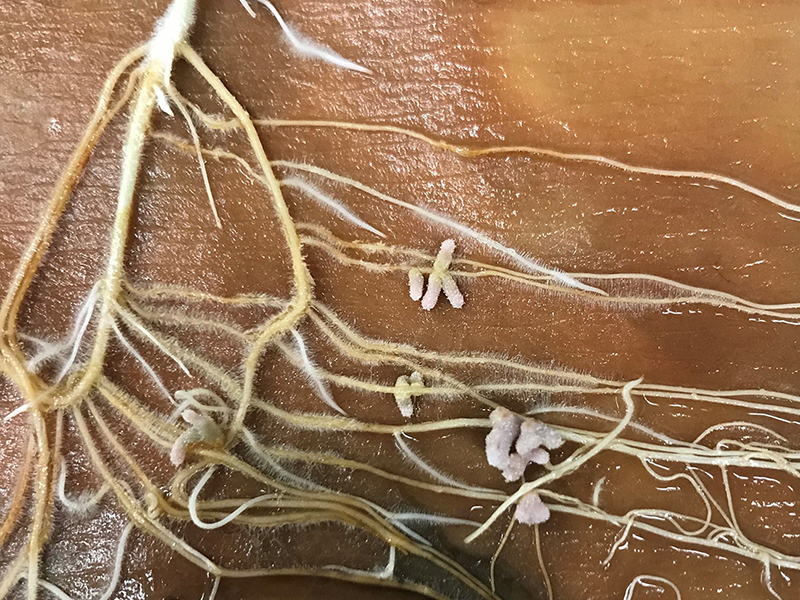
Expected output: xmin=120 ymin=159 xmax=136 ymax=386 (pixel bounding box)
xmin=1 ymin=1 xmax=799 ymax=598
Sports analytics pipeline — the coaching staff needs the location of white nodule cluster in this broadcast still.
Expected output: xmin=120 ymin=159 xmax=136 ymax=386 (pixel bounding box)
xmin=485 ymin=407 xmax=563 ymax=482
xmin=394 ymin=371 xmax=424 ymax=418
xmin=408 ymin=239 xmax=464 ymax=310
xmin=514 ymin=491 xmax=550 ymax=525
xmin=170 ymin=408 xmax=224 ymax=466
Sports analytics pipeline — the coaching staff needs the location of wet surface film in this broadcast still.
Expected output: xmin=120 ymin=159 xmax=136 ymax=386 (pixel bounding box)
xmin=1 ymin=1 xmax=799 ymax=599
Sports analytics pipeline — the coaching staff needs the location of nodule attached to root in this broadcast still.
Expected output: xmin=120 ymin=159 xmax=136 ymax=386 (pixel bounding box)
xmin=409 ymin=239 xmax=464 ymax=310
xmin=485 ymin=407 xmax=563 ymax=482
xmin=394 ymin=371 xmax=424 ymax=417
xmin=170 ymin=408 xmax=225 ymax=466
xmin=514 ymin=491 xmax=550 ymax=525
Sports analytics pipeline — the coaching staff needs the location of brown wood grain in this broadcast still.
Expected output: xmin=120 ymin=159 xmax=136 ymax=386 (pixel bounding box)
xmin=1 ymin=1 xmax=799 ymax=598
